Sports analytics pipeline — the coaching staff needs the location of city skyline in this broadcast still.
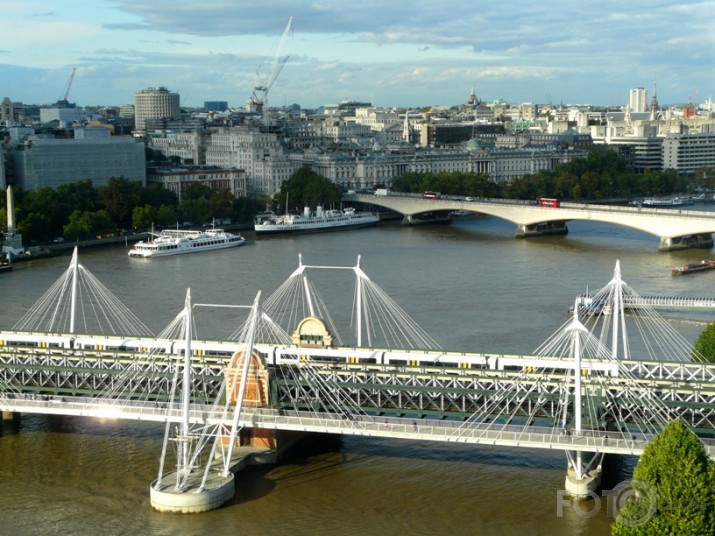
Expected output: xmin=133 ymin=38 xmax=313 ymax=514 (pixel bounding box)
xmin=1 ymin=1 xmax=713 ymax=110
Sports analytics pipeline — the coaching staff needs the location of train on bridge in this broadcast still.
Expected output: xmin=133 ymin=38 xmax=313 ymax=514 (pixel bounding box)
xmin=0 ymin=330 xmax=620 ymax=376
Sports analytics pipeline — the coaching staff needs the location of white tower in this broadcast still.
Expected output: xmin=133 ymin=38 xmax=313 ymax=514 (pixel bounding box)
xmin=6 ymin=185 xmax=15 ymax=234
xmin=629 ymin=87 xmax=647 ymax=113
xmin=3 ymin=185 xmax=24 ymax=256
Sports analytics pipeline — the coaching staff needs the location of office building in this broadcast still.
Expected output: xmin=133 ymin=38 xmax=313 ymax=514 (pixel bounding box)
xmin=134 ymin=87 xmax=180 ymax=131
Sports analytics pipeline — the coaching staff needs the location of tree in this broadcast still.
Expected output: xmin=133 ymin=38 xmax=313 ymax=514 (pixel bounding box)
xmin=142 ymin=183 xmax=178 ymax=209
xmin=207 ymin=189 xmax=235 ymax=221
xmin=156 ymin=204 xmax=178 ymax=227
xmin=98 ymin=176 xmax=142 ymax=228
xmin=232 ymin=196 xmax=266 ymax=223
xmin=63 ymin=210 xmax=92 ymax=240
xmin=612 ymin=419 xmax=715 ymax=535
xmin=693 ymin=322 xmax=715 ymax=362
xmin=178 ymin=198 xmax=208 ymax=225
xmin=274 ymin=166 xmax=341 ymax=212
xmin=132 ymin=205 xmax=156 ymax=231
xmin=56 ymin=180 xmax=99 ymax=215
xmin=17 ymin=212 xmax=53 ymax=243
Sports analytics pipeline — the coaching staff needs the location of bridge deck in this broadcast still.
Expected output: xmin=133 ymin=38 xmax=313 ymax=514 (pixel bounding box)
xmin=5 ymin=394 xmax=705 ymax=457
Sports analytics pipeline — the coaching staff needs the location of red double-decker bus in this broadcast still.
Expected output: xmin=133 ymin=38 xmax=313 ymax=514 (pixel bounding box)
xmin=422 ymin=191 xmax=439 ymax=199
xmin=537 ymin=198 xmax=560 ymax=208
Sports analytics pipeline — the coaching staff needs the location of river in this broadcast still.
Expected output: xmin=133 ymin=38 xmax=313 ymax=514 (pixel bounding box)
xmin=2 ymin=211 xmax=715 ymax=535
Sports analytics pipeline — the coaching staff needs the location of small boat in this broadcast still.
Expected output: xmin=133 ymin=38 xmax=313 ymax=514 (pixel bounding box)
xmin=128 ymin=225 xmax=245 ymax=258
xmin=568 ymin=293 xmax=607 ymax=316
xmin=254 ymin=206 xmax=379 ymax=236
xmin=671 ymin=260 xmax=715 ymax=276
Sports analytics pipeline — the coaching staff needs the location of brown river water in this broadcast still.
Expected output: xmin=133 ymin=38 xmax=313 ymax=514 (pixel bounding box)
xmin=2 ymin=210 xmax=715 ymax=535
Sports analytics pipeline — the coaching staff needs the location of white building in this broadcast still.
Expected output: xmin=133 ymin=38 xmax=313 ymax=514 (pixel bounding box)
xmin=204 ymin=127 xmax=293 ymax=197
xmin=629 ymin=87 xmax=648 ymax=113
xmin=662 ymin=131 xmax=715 ymax=173
xmin=146 ymin=167 xmax=247 ymax=202
xmin=353 ymin=107 xmax=402 ymax=132
xmin=39 ymin=107 xmax=86 ymax=125
xmin=149 ymin=131 xmax=204 ymax=165
xmin=119 ymin=104 xmax=135 ymax=118
xmin=134 ymin=87 xmax=180 ymax=131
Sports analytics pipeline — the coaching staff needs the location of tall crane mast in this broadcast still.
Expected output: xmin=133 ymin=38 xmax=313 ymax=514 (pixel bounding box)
xmin=249 ymin=17 xmax=293 ymax=122
xmin=59 ymin=67 xmax=77 ymax=106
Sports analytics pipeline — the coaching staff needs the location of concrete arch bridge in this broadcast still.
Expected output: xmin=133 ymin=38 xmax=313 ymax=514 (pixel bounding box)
xmin=349 ymin=193 xmax=715 ymax=251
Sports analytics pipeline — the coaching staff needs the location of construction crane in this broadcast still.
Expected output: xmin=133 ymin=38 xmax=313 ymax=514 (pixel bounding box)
xmin=248 ymin=17 xmax=293 ymax=122
xmin=58 ymin=67 xmax=76 ymax=107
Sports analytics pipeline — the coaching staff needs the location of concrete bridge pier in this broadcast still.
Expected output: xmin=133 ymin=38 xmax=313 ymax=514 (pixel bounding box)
xmin=2 ymin=411 xmax=19 ymax=424
xmin=659 ymin=233 xmax=714 ymax=251
xmin=515 ymin=221 xmax=568 ymax=238
xmin=402 ymin=212 xmax=453 ymax=225
xmin=564 ymin=450 xmax=604 ymax=498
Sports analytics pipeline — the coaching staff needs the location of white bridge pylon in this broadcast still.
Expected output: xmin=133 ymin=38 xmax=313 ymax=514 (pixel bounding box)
xmin=13 ymin=246 xmax=153 ymax=337
xmin=447 ymin=259 xmax=705 ymax=494
xmin=249 ymin=253 xmax=441 ymax=350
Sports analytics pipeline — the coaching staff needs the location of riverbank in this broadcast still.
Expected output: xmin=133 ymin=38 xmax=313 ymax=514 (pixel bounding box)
xmin=9 ymin=221 xmax=259 ymax=263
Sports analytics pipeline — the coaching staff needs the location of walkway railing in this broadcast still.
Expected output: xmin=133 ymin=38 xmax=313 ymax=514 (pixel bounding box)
xmin=5 ymin=393 xmax=715 ymax=458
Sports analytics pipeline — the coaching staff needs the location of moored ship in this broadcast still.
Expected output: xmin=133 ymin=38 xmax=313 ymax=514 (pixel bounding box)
xmin=128 ymin=226 xmax=245 ymax=258
xmin=672 ymin=260 xmax=715 ymax=276
xmin=640 ymin=196 xmax=693 ymax=208
xmin=254 ymin=206 xmax=379 ymax=236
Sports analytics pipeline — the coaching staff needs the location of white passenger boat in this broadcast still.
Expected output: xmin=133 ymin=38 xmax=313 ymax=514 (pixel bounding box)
xmin=641 ymin=196 xmax=692 ymax=207
xmin=254 ymin=206 xmax=379 ymax=236
xmin=128 ymin=226 xmax=245 ymax=258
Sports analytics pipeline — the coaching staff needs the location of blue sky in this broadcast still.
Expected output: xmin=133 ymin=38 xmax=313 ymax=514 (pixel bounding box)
xmin=1 ymin=0 xmax=714 ymax=109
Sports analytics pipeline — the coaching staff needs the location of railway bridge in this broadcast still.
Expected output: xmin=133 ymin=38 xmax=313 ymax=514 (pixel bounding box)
xmin=348 ymin=192 xmax=715 ymax=251
xmin=2 ymin=250 xmax=715 ymax=512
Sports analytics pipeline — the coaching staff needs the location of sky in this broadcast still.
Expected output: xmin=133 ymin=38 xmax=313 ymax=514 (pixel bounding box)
xmin=1 ymin=0 xmax=714 ymax=110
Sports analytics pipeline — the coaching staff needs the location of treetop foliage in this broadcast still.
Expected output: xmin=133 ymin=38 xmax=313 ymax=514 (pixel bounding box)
xmin=391 ymin=150 xmax=699 ymax=201
xmin=612 ymin=419 xmax=715 ymax=535
xmin=273 ymin=166 xmax=342 ymax=213
xmin=3 ymin=177 xmax=264 ymax=245
xmin=693 ymin=321 xmax=715 ymax=363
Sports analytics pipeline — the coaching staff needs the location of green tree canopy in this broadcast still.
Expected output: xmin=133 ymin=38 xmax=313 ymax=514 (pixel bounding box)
xmin=207 ymin=189 xmax=235 ymax=221
xmin=142 ymin=183 xmax=178 ymax=209
xmin=273 ymin=166 xmax=341 ymax=213
xmin=63 ymin=209 xmax=116 ymax=240
xmin=178 ymin=197 xmax=208 ymax=225
xmin=132 ymin=205 xmax=157 ymax=231
xmin=693 ymin=321 xmax=715 ymax=362
xmin=612 ymin=419 xmax=715 ymax=535
xmin=156 ymin=204 xmax=179 ymax=227
xmin=98 ymin=177 xmax=142 ymax=228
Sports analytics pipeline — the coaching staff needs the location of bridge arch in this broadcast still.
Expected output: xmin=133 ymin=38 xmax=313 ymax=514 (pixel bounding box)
xmin=348 ymin=193 xmax=715 ymax=250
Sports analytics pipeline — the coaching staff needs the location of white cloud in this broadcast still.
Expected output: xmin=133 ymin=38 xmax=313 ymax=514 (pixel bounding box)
xmin=0 ymin=0 xmax=712 ymax=108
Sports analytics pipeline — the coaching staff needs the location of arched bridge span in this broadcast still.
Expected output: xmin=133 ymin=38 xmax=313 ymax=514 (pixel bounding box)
xmin=349 ymin=193 xmax=715 ymax=251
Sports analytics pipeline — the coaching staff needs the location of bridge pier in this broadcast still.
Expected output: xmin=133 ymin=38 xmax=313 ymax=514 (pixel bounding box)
xmin=564 ymin=450 xmax=604 ymax=498
xmin=402 ymin=213 xmax=452 ymax=225
xmin=2 ymin=411 xmax=19 ymax=425
xmin=659 ymin=233 xmax=714 ymax=251
xmin=515 ymin=222 xmax=568 ymax=238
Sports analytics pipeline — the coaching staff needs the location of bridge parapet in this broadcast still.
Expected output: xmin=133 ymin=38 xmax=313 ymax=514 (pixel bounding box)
xmin=350 ymin=193 xmax=715 ymax=250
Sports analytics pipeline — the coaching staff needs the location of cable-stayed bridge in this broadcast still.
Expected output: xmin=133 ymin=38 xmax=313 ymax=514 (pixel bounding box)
xmin=2 ymin=249 xmax=715 ymax=511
